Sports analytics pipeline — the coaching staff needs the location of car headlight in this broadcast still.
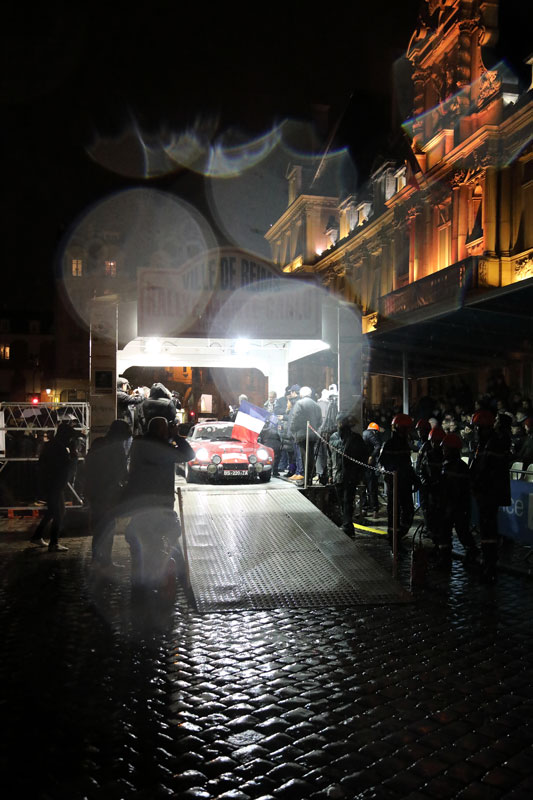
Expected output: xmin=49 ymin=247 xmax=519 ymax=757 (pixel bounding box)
xmin=256 ymin=449 xmax=269 ymax=461
xmin=248 ymin=454 xmax=257 ymax=464
xmin=195 ymin=448 xmax=210 ymax=462
xmin=212 ymin=454 xmax=221 ymax=464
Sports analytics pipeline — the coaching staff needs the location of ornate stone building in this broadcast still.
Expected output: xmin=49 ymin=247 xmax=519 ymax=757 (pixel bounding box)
xmin=265 ymin=0 xmax=532 ymax=411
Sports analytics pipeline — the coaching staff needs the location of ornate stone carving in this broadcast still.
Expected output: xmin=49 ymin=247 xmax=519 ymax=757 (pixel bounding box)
xmin=406 ymin=203 xmax=423 ymax=222
xmin=514 ymin=253 xmax=533 ymax=281
xmin=478 ymin=69 xmax=501 ymax=105
xmin=451 ymin=146 xmax=494 ymax=187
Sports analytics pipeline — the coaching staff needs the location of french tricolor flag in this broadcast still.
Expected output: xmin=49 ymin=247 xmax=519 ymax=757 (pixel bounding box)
xmin=233 ymin=400 xmax=276 ymax=444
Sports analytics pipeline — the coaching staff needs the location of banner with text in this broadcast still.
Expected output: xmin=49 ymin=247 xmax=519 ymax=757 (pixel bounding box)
xmin=138 ymin=248 xmax=321 ymax=339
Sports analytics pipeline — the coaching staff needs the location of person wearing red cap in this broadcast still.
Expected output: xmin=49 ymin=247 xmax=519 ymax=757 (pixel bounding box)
xmin=470 ymin=410 xmax=511 ymax=583
xmin=378 ymin=414 xmax=417 ymax=549
xmin=437 ymin=433 xmax=479 ymax=567
xmin=418 ymin=426 xmax=445 ymax=545
xmin=414 ymin=418 xmax=432 ymax=535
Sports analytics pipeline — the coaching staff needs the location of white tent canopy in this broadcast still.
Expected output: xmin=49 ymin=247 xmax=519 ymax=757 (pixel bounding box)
xmin=118 ymin=336 xmax=330 ymax=393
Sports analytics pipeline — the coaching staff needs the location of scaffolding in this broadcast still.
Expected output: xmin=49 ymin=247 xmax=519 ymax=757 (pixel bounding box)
xmin=0 ymin=402 xmax=90 ymax=512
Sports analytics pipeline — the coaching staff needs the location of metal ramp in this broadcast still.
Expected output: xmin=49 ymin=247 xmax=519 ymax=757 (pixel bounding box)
xmin=182 ymin=487 xmax=412 ymax=611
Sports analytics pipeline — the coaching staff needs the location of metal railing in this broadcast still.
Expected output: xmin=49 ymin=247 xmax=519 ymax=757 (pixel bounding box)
xmin=379 ymin=257 xmax=479 ymax=318
xmin=0 ymin=402 xmax=90 ymax=511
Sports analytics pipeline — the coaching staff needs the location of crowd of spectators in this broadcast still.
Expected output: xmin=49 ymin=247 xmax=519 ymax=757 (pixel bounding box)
xmin=364 ymin=378 xmax=533 ymax=467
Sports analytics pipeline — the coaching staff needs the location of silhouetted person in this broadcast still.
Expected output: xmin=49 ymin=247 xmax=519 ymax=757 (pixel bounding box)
xmin=470 ymin=410 xmax=511 ymax=583
xmin=437 ymin=433 xmax=479 ymax=568
xmin=85 ymin=419 xmax=130 ymax=571
xmin=30 ymin=422 xmax=78 ymax=551
xmin=125 ymin=417 xmax=194 ymax=595
xmin=378 ymin=414 xmax=417 ymax=550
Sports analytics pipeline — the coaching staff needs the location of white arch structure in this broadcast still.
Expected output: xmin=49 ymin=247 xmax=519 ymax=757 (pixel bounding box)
xmin=118 ymin=336 xmax=330 ymax=396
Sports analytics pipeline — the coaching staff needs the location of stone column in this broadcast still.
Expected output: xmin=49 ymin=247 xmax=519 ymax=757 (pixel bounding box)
xmin=499 ymin=166 xmax=512 ymax=255
xmin=451 ymin=186 xmax=460 ymax=263
xmin=483 ymin=167 xmax=498 ymax=255
xmin=458 ymin=186 xmax=469 ymax=261
xmin=511 ymin=162 xmax=523 ymax=252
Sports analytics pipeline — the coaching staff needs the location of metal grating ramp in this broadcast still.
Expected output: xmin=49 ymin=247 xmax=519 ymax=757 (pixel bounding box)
xmin=182 ymin=488 xmax=412 ymax=611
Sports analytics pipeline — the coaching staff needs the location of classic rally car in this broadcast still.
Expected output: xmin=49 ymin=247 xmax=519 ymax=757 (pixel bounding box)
xmin=184 ymin=421 xmax=274 ymax=483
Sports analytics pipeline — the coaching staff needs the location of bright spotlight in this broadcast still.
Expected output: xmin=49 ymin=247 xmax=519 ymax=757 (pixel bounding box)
xmin=233 ymin=338 xmax=251 ymax=355
xmin=145 ymin=338 xmax=162 ymax=355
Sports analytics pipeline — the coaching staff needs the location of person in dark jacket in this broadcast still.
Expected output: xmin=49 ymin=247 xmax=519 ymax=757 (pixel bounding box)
xmin=362 ymin=422 xmax=382 ymax=515
xmin=329 ymin=413 xmax=370 ymax=535
xmin=378 ymin=413 xmax=417 ymax=550
xmin=470 ymin=410 xmax=511 ymax=583
xmin=85 ymin=419 xmax=131 ymax=570
xmin=516 ymin=417 xmax=533 ymax=470
xmin=281 ymin=386 xmax=304 ymax=478
xmin=289 ymin=386 xmax=323 ymax=481
xmin=437 ymin=432 xmax=479 ymax=567
xmin=125 ymin=417 xmax=194 ymax=591
xmin=142 ymin=382 xmax=179 ymax=428
xmin=258 ymin=419 xmax=282 ymax=477
xmin=117 ymin=377 xmax=144 ymax=427
xmin=30 ymin=421 xmax=78 ymax=551
xmin=418 ymin=426 xmax=445 ymax=542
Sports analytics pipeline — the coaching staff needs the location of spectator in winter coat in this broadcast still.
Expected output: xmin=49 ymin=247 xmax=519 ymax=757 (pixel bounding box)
xmin=329 ymin=414 xmax=370 ymax=535
xmin=85 ymin=419 xmax=131 ymax=570
xmin=117 ymin=377 xmax=144 ymax=428
xmin=258 ymin=419 xmax=282 ymax=477
xmin=516 ymin=418 xmax=533 ymax=470
xmin=142 ymin=383 xmax=179 ymax=428
xmin=263 ymin=391 xmax=277 ymax=413
xmin=510 ymin=420 xmax=525 ymax=459
xmin=125 ymin=417 xmax=194 ymax=592
xmin=289 ymin=386 xmax=323 ymax=480
xmin=362 ymin=422 xmax=382 ymax=515
xmin=419 ymin=426 xmax=445 ymax=542
xmin=378 ymin=414 xmax=418 ymax=550
xmin=470 ymin=410 xmax=511 ymax=583
xmin=30 ymin=422 xmax=78 ymax=551
xmin=437 ymin=433 xmax=479 ymax=567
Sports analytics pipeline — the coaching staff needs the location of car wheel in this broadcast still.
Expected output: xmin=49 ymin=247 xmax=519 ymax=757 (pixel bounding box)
xmin=258 ymin=472 xmax=271 ymax=483
xmin=185 ymin=464 xmax=198 ymax=484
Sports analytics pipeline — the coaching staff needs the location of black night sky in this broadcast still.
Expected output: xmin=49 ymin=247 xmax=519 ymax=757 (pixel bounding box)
xmin=2 ymin=2 xmax=530 ymax=310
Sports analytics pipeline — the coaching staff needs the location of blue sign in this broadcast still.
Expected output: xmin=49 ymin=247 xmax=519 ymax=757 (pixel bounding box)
xmin=499 ymin=480 xmax=533 ymax=544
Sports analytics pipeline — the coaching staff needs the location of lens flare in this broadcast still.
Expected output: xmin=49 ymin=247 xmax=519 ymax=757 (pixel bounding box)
xmin=206 ymin=120 xmax=357 ymax=257
xmin=58 ymin=188 xmax=216 ymax=337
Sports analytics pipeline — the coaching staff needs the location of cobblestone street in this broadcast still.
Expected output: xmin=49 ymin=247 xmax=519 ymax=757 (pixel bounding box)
xmin=1 ymin=513 xmax=533 ymax=800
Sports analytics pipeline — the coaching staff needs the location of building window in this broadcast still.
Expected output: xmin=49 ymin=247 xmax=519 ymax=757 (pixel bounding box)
xmin=29 ymin=320 xmax=40 ymax=334
xmin=71 ymin=259 xmax=83 ymax=277
xmin=105 ymin=260 xmax=117 ymax=277
xmin=0 ymin=344 xmax=9 ymax=360
xmin=0 ymin=319 xmax=9 ymax=333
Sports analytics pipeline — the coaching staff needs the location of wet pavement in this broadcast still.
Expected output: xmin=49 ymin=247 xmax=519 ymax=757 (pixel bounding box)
xmin=1 ymin=493 xmax=533 ymax=800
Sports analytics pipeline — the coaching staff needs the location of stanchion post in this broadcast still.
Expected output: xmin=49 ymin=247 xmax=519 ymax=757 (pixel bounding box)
xmin=176 ymin=487 xmax=191 ymax=594
xmin=392 ymin=470 xmax=398 ymax=577
xmin=304 ymin=422 xmax=310 ymax=489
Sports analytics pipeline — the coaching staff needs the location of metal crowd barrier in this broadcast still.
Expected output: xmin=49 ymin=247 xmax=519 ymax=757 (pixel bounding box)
xmin=0 ymin=402 xmax=90 ymax=512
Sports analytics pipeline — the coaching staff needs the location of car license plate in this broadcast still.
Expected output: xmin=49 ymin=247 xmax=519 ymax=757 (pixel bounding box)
xmin=224 ymin=469 xmax=247 ymax=476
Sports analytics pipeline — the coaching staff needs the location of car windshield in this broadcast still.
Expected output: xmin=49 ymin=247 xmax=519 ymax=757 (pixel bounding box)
xmin=191 ymin=424 xmax=241 ymax=442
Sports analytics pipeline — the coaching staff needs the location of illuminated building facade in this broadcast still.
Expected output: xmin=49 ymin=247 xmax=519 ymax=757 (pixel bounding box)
xmin=266 ymin=0 xmax=533 ymax=410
